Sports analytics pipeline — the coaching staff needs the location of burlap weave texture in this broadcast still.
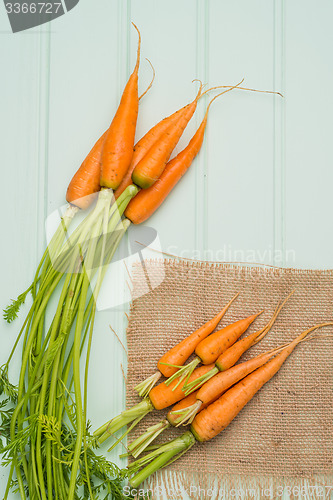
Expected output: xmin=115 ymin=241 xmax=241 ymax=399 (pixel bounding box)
xmin=126 ymin=260 xmax=333 ymax=479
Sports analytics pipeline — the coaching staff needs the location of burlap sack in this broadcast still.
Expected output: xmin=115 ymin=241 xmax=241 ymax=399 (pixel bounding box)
xmin=126 ymin=260 xmax=333 ymax=498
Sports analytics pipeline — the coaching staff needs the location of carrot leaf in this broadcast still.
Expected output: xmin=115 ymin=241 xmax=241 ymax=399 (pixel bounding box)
xmin=3 ymin=286 xmax=32 ymax=323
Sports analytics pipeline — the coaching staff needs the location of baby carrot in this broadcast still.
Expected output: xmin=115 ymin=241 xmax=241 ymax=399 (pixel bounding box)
xmin=184 ymin=292 xmax=294 ymax=395
xmin=118 ymin=80 xmax=248 ymax=199
xmin=134 ymin=294 xmax=238 ymax=399
xmin=131 ymin=88 xmax=201 ymax=189
xmin=100 ymin=24 xmax=141 ymax=189
xmin=173 ymin=345 xmax=286 ymax=425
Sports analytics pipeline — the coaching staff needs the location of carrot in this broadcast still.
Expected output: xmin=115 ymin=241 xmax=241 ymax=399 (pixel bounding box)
xmin=131 ymin=80 xmax=243 ymax=189
xmin=131 ymin=90 xmax=201 ymax=189
xmin=157 ymin=293 xmax=239 ymax=379
xmin=134 ymin=293 xmax=238 ymax=399
xmin=195 ymin=310 xmax=263 ymax=366
xmin=100 ymin=23 xmax=141 ymax=189
xmin=191 ymin=322 xmax=333 ymax=442
xmin=125 ymin=89 xmax=229 ymax=223
xmin=67 ymin=57 xmax=153 ymax=208
xmin=66 ymin=130 xmax=107 ymax=210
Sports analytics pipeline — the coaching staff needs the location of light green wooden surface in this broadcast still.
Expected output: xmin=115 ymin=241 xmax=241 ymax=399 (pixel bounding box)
xmin=1 ymin=0 xmax=332 ymax=498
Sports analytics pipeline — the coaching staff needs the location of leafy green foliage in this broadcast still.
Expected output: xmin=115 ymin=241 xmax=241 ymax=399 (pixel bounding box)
xmin=0 ymin=398 xmax=14 ymax=448
xmin=0 ymin=365 xmax=18 ymax=403
xmin=0 ymin=413 xmax=38 ymax=467
xmin=79 ymin=446 xmax=135 ymax=500
xmin=3 ymin=288 xmax=31 ymax=323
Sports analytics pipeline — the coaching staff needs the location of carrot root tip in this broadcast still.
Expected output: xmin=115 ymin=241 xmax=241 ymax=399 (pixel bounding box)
xmin=135 ymin=371 xmax=161 ymax=398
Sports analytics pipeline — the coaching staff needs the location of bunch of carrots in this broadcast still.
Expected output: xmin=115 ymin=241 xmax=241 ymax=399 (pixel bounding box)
xmin=0 ymin=23 xmax=285 ymax=499
xmin=94 ymin=292 xmax=332 ymax=489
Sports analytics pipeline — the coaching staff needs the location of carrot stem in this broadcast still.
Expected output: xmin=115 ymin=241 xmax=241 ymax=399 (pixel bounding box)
xmin=184 ymin=366 xmax=219 ymax=395
xmin=128 ymin=420 xmax=170 ymax=458
xmin=129 ymin=431 xmax=195 ymax=488
xmin=135 ymin=371 xmax=162 ymax=398
xmin=171 ymin=400 xmax=203 ymax=426
xmin=95 ymin=398 xmax=153 ymax=444
xmin=163 ymin=356 xmax=201 ymax=390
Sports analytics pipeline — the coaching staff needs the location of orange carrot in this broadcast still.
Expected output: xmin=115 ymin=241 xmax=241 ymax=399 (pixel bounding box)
xmin=131 ymin=92 xmax=200 ymax=189
xmin=183 ymin=295 xmax=291 ymax=396
xmin=134 ymin=293 xmax=238 ymax=399
xmin=125 ymin=90 xmax=226 ymax=223
xmin=100 ymin=23 xmax=141 ymax=189
xmin=183 ymin=293 xmax=292 ymax=396
xmin=157 ymin=293 xmax=239 ymax=378
xmin=191 ymin=322 xmax=333 ymax=442
xmin=162 ymin=309 xmax=262 ymax=391
xmin=131 ymin=81 xmax=242 ymax=189
xmin=149 ymin=363 xmax=215 ymax=410
xmin=198 ymin=348 xmax=282 ymax=406
xmin=66 ymin=131 xmax=107 ymax=210
xmin=195 ymin=311 xmax=262 ymax=366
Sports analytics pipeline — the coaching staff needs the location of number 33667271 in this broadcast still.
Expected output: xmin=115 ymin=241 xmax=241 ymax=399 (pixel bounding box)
xmin=5 ymin=3 xmax=62 ymax=14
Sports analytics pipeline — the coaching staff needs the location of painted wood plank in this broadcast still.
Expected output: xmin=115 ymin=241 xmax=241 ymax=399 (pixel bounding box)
xmin=129 ymin=0 xmax=199 ymax=257
xmin=206 ymin=0 xmax=276 ymax=265
xmin=284 ymin=0 xmax=333 ymax=269
xmin=0 ymin=16 xmax=50 ymax=496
